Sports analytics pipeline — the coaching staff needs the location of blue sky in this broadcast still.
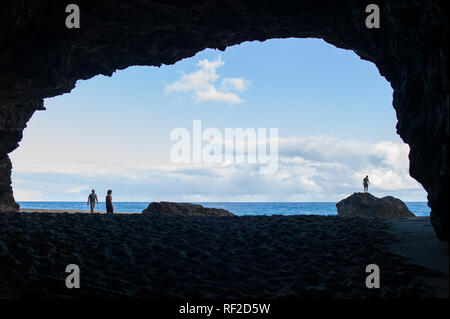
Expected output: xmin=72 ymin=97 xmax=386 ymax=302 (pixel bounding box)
xmin=10 ymin=38 xmax=427 ymax=202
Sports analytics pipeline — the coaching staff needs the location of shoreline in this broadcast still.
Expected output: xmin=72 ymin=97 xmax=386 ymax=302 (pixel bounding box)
xmin=19 ymin=209 xmax=138 ymax=214
xmin=16 ymin=201 xmax=432 ymax=217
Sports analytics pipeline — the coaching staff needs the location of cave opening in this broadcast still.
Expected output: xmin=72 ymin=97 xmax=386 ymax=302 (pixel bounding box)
xmin=9 ymin=38 xmax=428 ymax=215
xmin=0 ymin=0 xmax=447 ymax=242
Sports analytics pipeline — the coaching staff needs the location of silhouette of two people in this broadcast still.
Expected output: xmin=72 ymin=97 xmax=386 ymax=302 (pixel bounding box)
xmin=87 ymin=189 xmax=113 ymax=214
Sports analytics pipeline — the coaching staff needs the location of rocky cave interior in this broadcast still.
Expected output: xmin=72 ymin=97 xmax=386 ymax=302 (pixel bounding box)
xmin=0 ymin=0 xmax=447 ymax=241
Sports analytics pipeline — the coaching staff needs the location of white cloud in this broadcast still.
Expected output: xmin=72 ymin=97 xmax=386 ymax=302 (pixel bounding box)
xmin=64 ymin=186 xmax=89 ymax=194
xmin=13 ymin=188 xmax=44 ymax=201
xmin=220 ymin=78 xmax=250 ymax=92
xmin=275 ymin=136 xmax=418 ymax=192
xmin=164 ymin=56 xmax=250 ymax=104
xmin=372 ymin=141 xmax=410 ymax=171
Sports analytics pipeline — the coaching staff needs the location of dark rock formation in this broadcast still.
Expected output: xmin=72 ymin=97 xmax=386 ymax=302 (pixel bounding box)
xmin=142 ymin=201 xmax=235 ymax=217
xmin=336 ymin=193 xmax=415 ymax=219
xmin=0 ymin=1 xmax=447 ymax=240
xmin=0 ymin=157 xmax=19 ymax=213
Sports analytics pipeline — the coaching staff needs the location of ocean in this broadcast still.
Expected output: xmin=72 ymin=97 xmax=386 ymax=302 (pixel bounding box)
xmin=17 ymin=201 xmax=431 ymax=216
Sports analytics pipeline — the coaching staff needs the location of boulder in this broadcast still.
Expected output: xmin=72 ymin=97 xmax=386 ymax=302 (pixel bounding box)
xmin=142 ymin=201 xmax=235 ymax=217
xmin=336 ymin=193 xmax=415 ymax=218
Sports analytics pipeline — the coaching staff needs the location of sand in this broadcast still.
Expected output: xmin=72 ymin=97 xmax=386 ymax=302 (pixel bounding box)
xmin=0 ymin=211 xmax=447 ymax=299
xmin=384 ymin=217 xmax=449 ymax=298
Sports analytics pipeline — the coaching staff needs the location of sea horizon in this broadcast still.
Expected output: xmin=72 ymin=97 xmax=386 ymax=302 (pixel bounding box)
xmin=17 ymin=201 xmax=430 ymax=216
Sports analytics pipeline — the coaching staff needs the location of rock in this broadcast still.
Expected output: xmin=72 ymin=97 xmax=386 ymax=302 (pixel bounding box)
xmin=142 ymin=202 xmax=235 ymax=217
xmin=336 ymin=193 xmax=415 ymax=219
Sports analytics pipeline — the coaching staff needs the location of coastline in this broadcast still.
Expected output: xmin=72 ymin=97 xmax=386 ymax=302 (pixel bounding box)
xmin=17 ymin=201 xmax=431 ymax=216
xmin=19 ymin=209 xmax=137 ymax=214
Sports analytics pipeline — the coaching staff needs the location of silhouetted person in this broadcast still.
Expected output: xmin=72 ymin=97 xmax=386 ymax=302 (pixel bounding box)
xmin=106 ymin=190 xmax=114 ymax=214
xmin=363 ymin=175 xmax=370 ymax=193
xmin=87 ymin=189 xmax=98 ymax=213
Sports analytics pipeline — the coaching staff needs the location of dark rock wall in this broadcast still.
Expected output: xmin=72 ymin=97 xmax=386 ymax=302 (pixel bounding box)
xmin=0 ymin=1 xmax=448 ymax=240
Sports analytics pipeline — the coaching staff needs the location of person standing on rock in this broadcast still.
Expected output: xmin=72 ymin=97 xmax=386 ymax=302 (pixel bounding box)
xmin=106 ymin=190 xmax=114 ymax=214
xmin=363 ymin=175 xmax=370 ymax=193
xmin=87 ymin=189 xmax=99 ymax=213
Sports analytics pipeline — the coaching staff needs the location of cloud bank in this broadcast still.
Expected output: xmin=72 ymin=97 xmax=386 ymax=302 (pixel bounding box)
xmin=11 ymin=135 xmax=426 ymax=202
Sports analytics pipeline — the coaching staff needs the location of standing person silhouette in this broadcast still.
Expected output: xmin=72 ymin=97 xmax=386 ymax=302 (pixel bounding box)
xmin=87 ymin=189 xmax=98 ymax=213
xmin=363 ymin=175 xmax=370 ymax=193
xmin=106 ymin=190 xmax=114 ymax=214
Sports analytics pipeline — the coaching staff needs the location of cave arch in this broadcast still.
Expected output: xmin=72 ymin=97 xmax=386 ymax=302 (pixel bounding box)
xmin=0 ymin=1 xmax=447 ymax=240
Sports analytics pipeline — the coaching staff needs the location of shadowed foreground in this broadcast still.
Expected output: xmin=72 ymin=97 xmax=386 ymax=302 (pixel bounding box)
xmin=0 ymin=212 xmax=446 ymax=298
